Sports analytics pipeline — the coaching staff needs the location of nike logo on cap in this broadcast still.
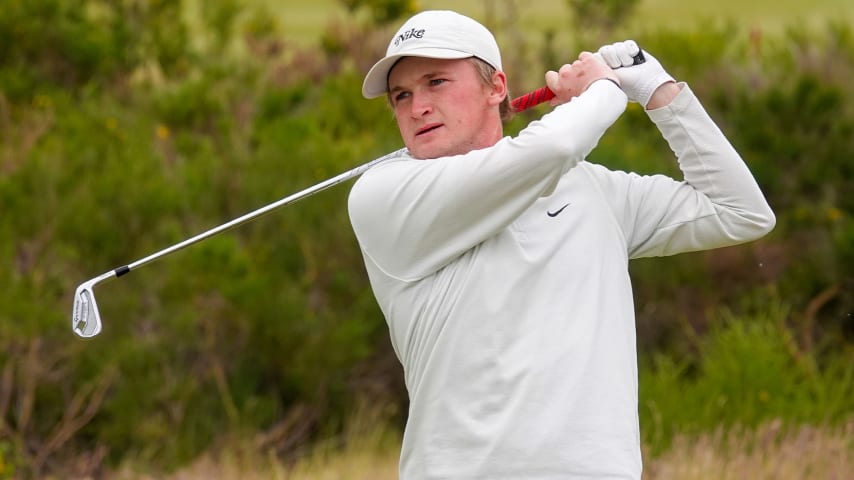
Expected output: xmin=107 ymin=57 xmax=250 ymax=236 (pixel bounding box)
xmin=547 ymin=203 xmax=571 ymax=217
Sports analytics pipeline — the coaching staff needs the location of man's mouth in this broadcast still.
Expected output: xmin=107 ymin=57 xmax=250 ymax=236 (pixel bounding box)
xmin=416 ymin=123 xmax=443 ymax=136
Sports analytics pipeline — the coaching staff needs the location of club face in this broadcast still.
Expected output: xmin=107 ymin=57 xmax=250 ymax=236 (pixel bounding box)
xmin=72 ymin=281 xmax=102 ymax=337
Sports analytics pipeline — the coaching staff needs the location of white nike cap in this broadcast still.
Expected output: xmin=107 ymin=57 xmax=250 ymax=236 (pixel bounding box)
xmin=361 ymin=10 xmax=503 ymax=99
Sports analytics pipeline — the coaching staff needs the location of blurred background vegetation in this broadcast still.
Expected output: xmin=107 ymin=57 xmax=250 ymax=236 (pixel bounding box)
xmin=0 ymin=0 xmax=851 ymax=478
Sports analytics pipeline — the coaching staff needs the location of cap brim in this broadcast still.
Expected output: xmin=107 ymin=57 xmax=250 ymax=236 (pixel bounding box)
xmin=361 ymin=48 xmax=474 ymax=99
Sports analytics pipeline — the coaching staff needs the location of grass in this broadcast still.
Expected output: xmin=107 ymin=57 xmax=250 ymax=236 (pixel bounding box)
xmin=642 ymin=420 xmax=854 ymax=480
xmin=104 ymin=406 xmax=403 ymax=480
xmin=102 ymin=419 xmax=852 ymax=479
xmin=248 ymin=0 xmax=854 ymax=45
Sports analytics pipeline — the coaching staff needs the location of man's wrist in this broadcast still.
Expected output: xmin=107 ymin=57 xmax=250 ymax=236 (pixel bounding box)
xmin=645 ymin=81 xmax=680 ymax=109
xmin=597 ymin=77 xmax=621 ymax=90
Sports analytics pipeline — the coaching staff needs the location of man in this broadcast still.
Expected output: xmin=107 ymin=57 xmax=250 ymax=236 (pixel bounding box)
xmin=348 ymin=10 xmax=775 ymax=480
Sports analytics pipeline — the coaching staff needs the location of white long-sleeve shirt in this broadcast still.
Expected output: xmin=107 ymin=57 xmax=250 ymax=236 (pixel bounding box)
xmin=348 ymin=80 xmax=775 ymax=479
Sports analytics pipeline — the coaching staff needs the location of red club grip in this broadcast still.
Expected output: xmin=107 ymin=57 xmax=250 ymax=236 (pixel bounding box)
xmin=511 ymin=87 xmax=556 ymax=113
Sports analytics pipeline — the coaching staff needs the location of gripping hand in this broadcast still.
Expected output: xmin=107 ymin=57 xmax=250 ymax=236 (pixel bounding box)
xmin=597 ymin=40 xmax=674 ymax=108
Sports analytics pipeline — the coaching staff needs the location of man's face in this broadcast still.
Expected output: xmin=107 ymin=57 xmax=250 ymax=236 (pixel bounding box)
xmin=387 ymin=57 xmax=505 ymax=159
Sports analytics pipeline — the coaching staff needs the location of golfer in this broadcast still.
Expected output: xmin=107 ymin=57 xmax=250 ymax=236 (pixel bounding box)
xmin=348 ymin=10 xmax=774 ymax=479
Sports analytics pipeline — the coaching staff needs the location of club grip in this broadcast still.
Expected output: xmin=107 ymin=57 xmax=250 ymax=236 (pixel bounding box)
xmin=511 ymin=86 xmax=556 ymax=112
xmin=511 ymin=49 xmax=645 ymax=113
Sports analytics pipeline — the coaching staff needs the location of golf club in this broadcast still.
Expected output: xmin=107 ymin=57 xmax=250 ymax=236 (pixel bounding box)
xmin=71 ymin=147 xmax=404 ymax=338
xmin=72 ymin=49 xmax=646 ymax=338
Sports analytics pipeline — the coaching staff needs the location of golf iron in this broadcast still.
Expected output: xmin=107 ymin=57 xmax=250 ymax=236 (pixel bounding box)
xmin=71 ymin=147 xmax=404 ymax=337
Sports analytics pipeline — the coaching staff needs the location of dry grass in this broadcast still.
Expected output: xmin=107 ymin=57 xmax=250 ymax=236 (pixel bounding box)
xmin=279 ymin=444 xmax=400 ymax=480
xmin=105 ymin=420 xmax=852 ymax=479
xmin=107 ymin=405 xmax=402 ymax=480
xmin=110 ymin=447 xmax=399 ymax=480
xmin=107 ymin=438 xmax=400 ymax=480
xmin=643 ymin=420 xmax=854 ymax=480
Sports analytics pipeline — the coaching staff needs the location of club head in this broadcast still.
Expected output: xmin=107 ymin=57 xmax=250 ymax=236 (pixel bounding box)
xmin=72 ymin=280 xmax=103 ymax=337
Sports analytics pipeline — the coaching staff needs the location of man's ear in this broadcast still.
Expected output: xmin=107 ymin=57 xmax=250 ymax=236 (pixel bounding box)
xmin=488 ymin=70 xmax=508 ymax=106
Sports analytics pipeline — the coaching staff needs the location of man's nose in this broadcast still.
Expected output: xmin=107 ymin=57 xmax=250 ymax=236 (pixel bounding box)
xmin=410 ymin=93 xmax=432 ymax=117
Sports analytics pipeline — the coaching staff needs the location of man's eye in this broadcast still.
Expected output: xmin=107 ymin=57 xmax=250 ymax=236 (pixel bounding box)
xmin=394 ymin=92 xmax=411 ymax=102
xmin=430 ymin=79 xmax=446 ymax=86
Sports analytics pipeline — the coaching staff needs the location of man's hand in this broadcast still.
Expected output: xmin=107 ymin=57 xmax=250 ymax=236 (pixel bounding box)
xmin=544 ymin=52 xmax=620 ymax=106
xmin=597 ymin=40 xmax=676 ymax=108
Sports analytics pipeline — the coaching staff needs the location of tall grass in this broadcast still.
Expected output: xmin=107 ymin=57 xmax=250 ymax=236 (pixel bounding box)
xmin=106 ymin=403 xmax=402 ymax=480
xmin=102 ymin=419 xmax=852 ymax=479
xmin=643 ymin=420 xmax=854 ymax=480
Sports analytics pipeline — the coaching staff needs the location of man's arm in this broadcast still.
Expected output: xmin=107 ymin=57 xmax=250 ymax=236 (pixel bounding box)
xmin=595 ymin=42 xmax=775 ymax=256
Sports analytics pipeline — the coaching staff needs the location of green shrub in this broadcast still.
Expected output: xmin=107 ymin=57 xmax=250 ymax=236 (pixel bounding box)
xmin=640 ymin=300 xmax=854 ymax=455
xmin=0 ymin=0 xmax=131 ymax=97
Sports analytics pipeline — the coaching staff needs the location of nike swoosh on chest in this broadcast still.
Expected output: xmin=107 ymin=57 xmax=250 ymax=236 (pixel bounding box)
xmin=547 ymin=203 xmax=571 ymax=217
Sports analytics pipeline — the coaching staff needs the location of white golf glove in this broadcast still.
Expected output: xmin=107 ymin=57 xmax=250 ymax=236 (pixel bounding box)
xmin=597 ymin=40 xmax=674 ymax=108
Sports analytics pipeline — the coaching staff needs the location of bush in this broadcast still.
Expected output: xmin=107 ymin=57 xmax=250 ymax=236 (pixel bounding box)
xmin=640 ymin=300 xmax=854 ymax=455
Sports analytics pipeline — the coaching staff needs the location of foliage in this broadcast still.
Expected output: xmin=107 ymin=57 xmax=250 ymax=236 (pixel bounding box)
xmin=338 ymin=0 xmax=419 ymax=26
xmin=566 ymin=0 xmax=641 ymax=37
xmin=0 ymin=1 xmax=852 ymax=477
xmin=639 ymin=299 xmax=854 ymax=454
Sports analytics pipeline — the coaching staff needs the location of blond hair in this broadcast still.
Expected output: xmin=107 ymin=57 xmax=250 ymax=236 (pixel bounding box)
xmin=469 ymin=58 xmax=513 ymax=122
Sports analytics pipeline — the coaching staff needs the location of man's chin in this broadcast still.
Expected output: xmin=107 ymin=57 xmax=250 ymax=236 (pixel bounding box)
xmin=408 ymin=146 xmax=440 ymax=160
xmin=408 ymin=142 xmax=459 ymax=160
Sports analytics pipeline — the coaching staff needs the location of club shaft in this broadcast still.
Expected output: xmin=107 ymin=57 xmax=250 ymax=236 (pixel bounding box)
xmin=120 ymin=148 xmax=406 ymax=275
xmin=107 ymin=53 xmax=648 ymax=277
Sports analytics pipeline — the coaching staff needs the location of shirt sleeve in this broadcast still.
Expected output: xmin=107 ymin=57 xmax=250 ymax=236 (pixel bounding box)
xmin=594 ymin=83 xmax=776 ymax=258
xmin=349 ymin=80 xmax=628 ymax=281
